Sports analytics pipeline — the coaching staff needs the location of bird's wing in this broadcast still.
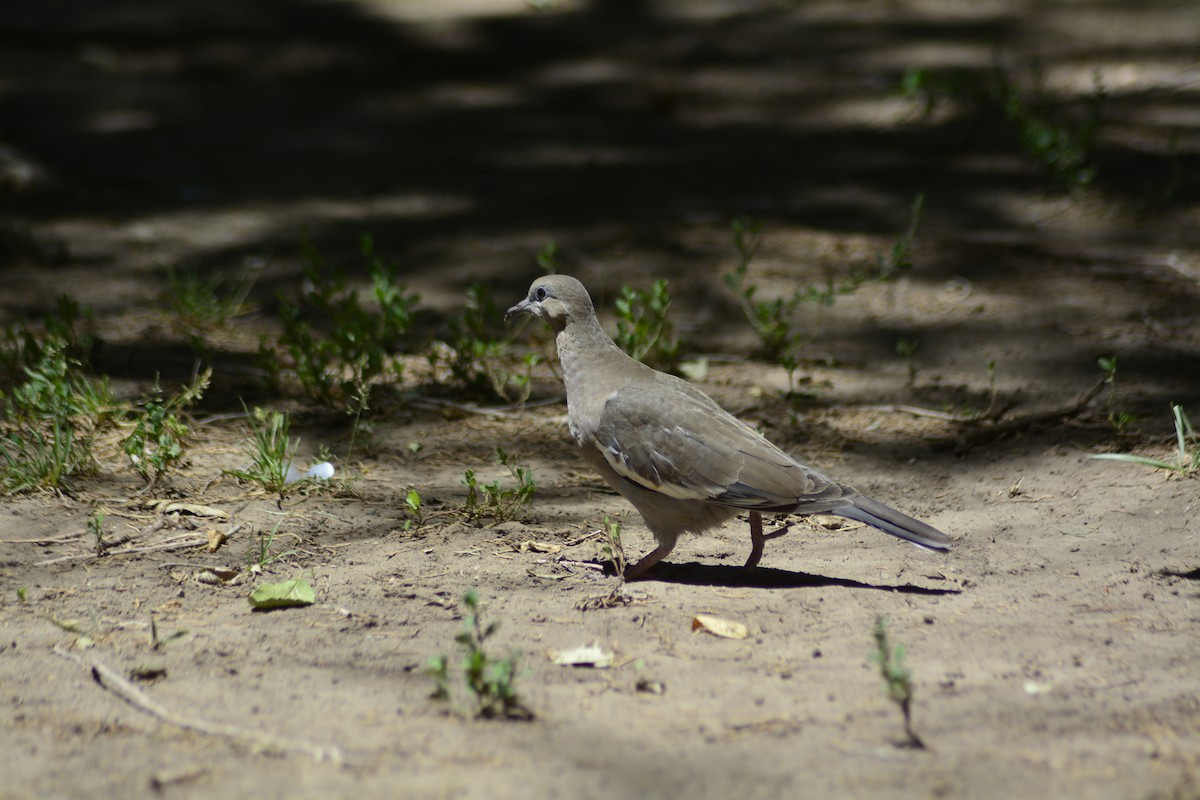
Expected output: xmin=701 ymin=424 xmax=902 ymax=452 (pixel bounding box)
xmin=587 ymin=382 xmax=854 ymax=513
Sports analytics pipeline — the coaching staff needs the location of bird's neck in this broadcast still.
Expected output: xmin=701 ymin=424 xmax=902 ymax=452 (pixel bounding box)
xmin=556 ymin=316 xmax=627 ymax=401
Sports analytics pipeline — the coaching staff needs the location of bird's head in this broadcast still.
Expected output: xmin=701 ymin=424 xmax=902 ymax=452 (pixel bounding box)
xmin=505 ymin=274 xmax=594 ymax=332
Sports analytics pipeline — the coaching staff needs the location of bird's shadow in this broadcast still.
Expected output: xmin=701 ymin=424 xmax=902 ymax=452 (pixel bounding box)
xmin=635 ymin=561 xmax=961 ymax=595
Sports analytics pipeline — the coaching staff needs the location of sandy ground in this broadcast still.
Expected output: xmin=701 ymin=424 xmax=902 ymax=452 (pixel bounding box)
xmin=2 ymin=1 xmax=1199 ymax=798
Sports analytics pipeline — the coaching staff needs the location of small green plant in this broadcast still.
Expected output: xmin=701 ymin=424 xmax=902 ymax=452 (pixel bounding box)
xmin=598 ymin=515 xmax=626 ymax=576
xmin=1092 ymin=404 xmax=1197 ymax=475
xmin=427 ymin=589 xmax=531 ymax=720
xmin=164 ymin=260 xmax=260 ymax=333
xmin=876 ymin=193 xmax=925 ymax=279
xmin=0 ymin=337 xmax=114 ymax=494
xmin=246 ymin=521 xmax=297 ymax=570
xmin=432 ymin=283 xmax=540 ymax=403
xmin=148 ymin=613 xmax=188 ymax=651
xmin=225 ymin=407 xmax=301 ymax=499
xmin=723 ymin=219 xmax=847 ymax=394
xmin=612 ymin=279 xmax=680 ymax=371
xmin=261 ymin=233 xmax=418 ymax=412
xmin=0 ymin=295 xmax=94 ymax=382
xmin=536 ymin=241 xmax=559 ymax=274
xmin=88 ymin=510 xmax=107 ymax=556
xmin=461 ymin=448 xmax=536 ymax=524
xmin=871 ymin=616 xmax=925 ymax=749
xmin=17 ymin=587 xmax=27 ymax=602
xmin=724 ymin=218 xmax=794 ymax=360
xmin=404 ymin=488 xmax=426 ymax=531
xmin=121 ymin=368 xmax=211 ymax=489
xmin=901 ymin=60 xmax=1104 ymax=192
xmin=983 ymin=359 xmax=999 ymax=417
xmin=1097 ymin=355 xmax=1135 ymax=432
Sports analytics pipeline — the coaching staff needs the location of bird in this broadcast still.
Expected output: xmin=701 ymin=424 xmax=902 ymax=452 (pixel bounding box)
xmin=506 ymin=274 xmax=953 ymax=580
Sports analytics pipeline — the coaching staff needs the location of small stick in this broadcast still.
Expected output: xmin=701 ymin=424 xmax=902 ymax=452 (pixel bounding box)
xmin=34 ymin=536 xmax=209 ymax=567
xmin=52 ymin=647 xmax=343 ymax=763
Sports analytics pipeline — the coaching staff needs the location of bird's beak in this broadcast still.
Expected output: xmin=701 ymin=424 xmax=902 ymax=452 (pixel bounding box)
xmin=505 ymin=298 xmax=531 ymax=323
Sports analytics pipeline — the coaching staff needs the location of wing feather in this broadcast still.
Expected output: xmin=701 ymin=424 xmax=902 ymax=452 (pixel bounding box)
xmin=589 ymin=382 xmax=855 ymax=513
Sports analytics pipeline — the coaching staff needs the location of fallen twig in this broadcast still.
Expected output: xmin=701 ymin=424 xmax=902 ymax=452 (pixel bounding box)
xmin=52 ymin=647 xmax=343 ymax=763
xmin=861 ymin=376 xmax=1106 ymax=453
xmin=953 ymin=375 xmax=1107 ymax=452
xmin=34 ymin=535 xmax=209 ymax=567
xmin=0 ymin=533 xmax=85 ymax=545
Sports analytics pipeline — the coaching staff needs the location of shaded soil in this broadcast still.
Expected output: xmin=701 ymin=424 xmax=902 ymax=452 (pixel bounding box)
xmin=2 ymin=1 xmax=1199 ymax=798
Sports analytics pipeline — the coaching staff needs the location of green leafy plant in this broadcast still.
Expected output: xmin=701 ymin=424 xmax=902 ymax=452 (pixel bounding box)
xmin=1092 ymin=404 xmax=1197 ymax=475
xmin=404 ymin=488 xmax=426 ymax=532
xmin=432 ymin=282 xmax=540 ymax=403
xmin=613 ymin=279 xmax=680 ymax=372
xmin=0 ymin=295 xmax=95 ymax=382
xmin=247 ymin=521 xmax=298 ymax=569
xmin=261 ymin=233 xmax=418 ymax=412
xmin=225 ymin=407 xmax=301 ymax=499
xmin=902 ymin=60 xmax=1104 ymax=192
xmin=164 ymin=259 xmax=260 ymax=333
xmin=1098 ymin=355 xmax=1135 ymax=432
xmin=0 ymin=337 xmax=114 ymax=494
xmin=876 ymin=193 xmax=925 ymax=279
xmin=536 ymin=241 xmax=559 ymax=274
xmin=871 ymin=616 xmax=925 ymax=749
xmin=427 ymin=589 xmax=531 ymax=720
xmin=598 ymin=515 xmax=626 ymax=576
xmin=461 ymin=448 xmax=535 ymax=524
xmin=88 ymin=509 xmax=107 ymax=556
xmin=121 ymin=369 xmax=211 ymax=489
xmin=724 ymin=218 xmax=794 ymax=361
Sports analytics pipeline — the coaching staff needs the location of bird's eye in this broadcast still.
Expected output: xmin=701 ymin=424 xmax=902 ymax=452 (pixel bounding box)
xmin=534 ymin=287 xmax=548 ymax=301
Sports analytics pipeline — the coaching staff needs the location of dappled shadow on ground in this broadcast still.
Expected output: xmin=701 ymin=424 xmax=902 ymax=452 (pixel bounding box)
xmin=2 ymin=0 xmax=1196 ymax=275
xmin=0 ymin=0 xmax=1197 ymax=438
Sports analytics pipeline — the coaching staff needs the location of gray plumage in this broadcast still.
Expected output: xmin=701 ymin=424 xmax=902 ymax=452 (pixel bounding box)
xmin=507 ymin=274 xmax=952 ymax=580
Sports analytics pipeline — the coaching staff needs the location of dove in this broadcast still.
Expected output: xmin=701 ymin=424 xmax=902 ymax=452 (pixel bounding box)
xmin=506 ymin=274 xmax=952 ymax=580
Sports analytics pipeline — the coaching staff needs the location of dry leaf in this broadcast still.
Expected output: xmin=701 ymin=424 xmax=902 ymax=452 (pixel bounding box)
xmin=195 ymin=568 xmax=241 ymax=585
xmin=148 ymin=500 xmax=229 ymax=519
xmin=551 ymin=642 xmax=614 ymax=668
xmin=691 ymin=614 xmax=749 ymax=640
xmin=206 ymin=529 xmax=228 ymax=552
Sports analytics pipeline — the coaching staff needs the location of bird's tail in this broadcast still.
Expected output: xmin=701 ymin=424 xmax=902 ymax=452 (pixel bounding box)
xmin=834 ymin=495 xmax=952 ymax=550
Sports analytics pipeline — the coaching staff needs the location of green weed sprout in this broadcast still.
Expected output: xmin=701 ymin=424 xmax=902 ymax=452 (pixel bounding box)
xmin=1092 ymin=404 xmax=1197 ymax=475
xmin=262 ymin=233 xmax=418 ymax=412
xmin=427 ymin=589 xmax=531 ymax=720
xmin=599 ymin=515 xmax=626 ymax=576
xmin=0 ymin=336 xmax=113 ymax=494
xmin=613 ymin=279 xmax=680 ymax=372
xmin=164 ymin=259 xmax=260 ymax=335
xmin=1098 ymin=356 xmax=1135 ymax=432
xmin=871 ymin=616 xmax=925 ymax=749
xmin=225 ymin=407 xmax=301 ymax=499
xmin=877 ymin=193 xmax=925 ymax=279
xmin=536 ymin=241 xmax=559 ymax=274
xmin=433 ymin=282 xmax=540 ymax=403
xmin=122 ymin=368 xmax=210 ymax=489
xmin=462 ymin=448 xmax=535 ymax=524
xmin=404 ymin=489 xmax=425 ymax=531
xmin=901 ymin=60 xmax=1104 ymax=192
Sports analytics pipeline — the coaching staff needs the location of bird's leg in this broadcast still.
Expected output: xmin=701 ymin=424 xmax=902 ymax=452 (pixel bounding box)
xmin=624 ymin=544 xmax=673 ymax=581
xmin=743 ymin=512 xmax=795 ymax=570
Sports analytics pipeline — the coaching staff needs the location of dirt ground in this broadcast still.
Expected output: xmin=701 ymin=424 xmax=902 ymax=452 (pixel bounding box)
xmin=2 ymin=1 xmax=1200 ymax=798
